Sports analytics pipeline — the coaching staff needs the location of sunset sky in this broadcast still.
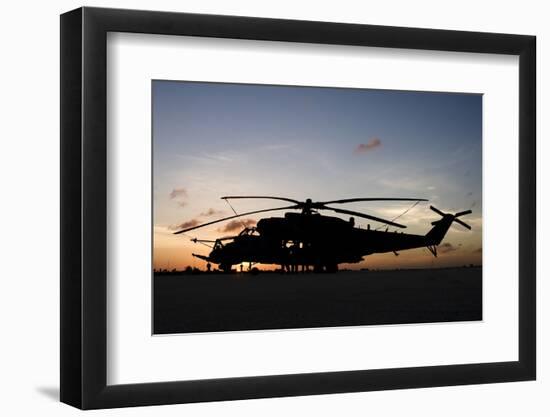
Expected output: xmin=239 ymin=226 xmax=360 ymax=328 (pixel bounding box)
xmin=153 ymin=80 xmax=482 ymax=271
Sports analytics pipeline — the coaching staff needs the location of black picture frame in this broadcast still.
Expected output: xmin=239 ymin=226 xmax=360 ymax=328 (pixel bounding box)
xmin=60 ymin=6 xmax=536 ymax=410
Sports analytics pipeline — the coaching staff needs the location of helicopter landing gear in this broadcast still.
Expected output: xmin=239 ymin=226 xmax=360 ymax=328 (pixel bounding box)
xmin=220 ymin=264 xmax=232 ymax=273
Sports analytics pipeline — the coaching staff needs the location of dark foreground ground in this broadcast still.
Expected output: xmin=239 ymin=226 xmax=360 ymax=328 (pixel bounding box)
xmin=153 ymin=267 xmax=482 ymax=334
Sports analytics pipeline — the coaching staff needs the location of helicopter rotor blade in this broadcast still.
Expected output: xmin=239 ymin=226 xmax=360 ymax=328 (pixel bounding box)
xmin=221 ymin=196 xmax=301 ymax=205
xmin=455 ymin=210 xmax=472 ymax=218
xmin=173 ymin=204 xmax=299 ymax=234
xmin=323 ymin=206 xmax=407 ymax=229
xmin=453 ymin=218 xmax=472 ymax=230
xmin=319 ymin=197 xmax=428 ymax=205
xmin=429 ymin=205 xmax=446 ymax=217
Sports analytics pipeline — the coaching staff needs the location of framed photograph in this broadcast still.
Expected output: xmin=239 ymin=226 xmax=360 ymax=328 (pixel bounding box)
xmin=60 ymin=6 xmax=536 ymax=409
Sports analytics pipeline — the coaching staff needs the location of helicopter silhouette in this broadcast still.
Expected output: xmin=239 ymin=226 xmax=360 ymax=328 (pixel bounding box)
xmin=173 ymin=196 xmax=472 ymax=273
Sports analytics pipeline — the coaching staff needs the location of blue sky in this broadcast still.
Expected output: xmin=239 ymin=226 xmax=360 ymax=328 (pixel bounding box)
xmin=152 ymin=80 xmax=482 ymax=270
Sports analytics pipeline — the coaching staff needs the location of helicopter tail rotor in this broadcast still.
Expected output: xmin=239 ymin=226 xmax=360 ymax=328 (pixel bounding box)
xmin=425 ymin=206 xmax=473 ymax=248
xmin=430 ymin=206 xmax=472 ymax=230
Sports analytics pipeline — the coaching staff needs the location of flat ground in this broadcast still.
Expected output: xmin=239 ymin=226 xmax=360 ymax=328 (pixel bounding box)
xmin=153 ymin=267 xmax=482 ymax=334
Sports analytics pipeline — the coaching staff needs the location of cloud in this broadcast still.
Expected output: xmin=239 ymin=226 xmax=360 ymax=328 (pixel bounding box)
xmin=170 ymin=188 xmax=187 ymax=199
xmin=200 ymin=208 xmax=225 ymax=217
xmin=219 ymin=218 xmax=256 ymax=233
xmin=169 ymin=219 xmax=200 ymax=231
xmin=438 ymin=242 xmax=459 ymax=254
xmin=154 ymin=225 xmax=177 ymax=235
xmin=354 ymin=137 xmax=381 ymax=154
xmin=170 ymin=187 xmax=189 ymax=207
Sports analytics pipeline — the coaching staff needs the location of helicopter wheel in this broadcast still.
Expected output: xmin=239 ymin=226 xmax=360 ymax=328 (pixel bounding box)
xmin=220 ymin=264 xmax=232 ymax=273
